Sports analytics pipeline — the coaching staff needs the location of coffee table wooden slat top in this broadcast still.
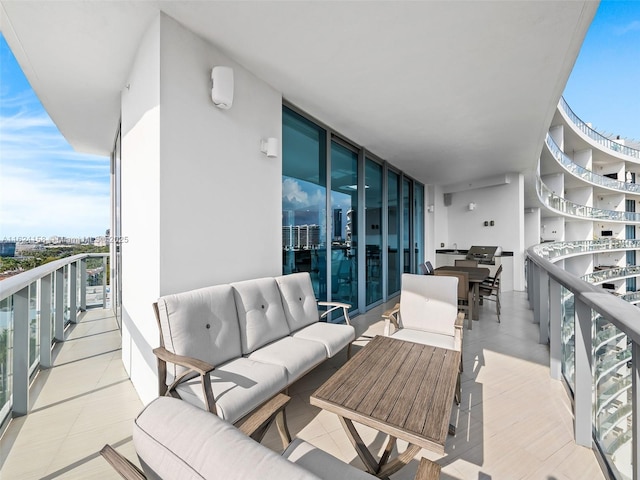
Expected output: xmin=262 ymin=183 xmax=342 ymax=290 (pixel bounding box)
xmin=311 ymin=335 xmax=460 ymax=455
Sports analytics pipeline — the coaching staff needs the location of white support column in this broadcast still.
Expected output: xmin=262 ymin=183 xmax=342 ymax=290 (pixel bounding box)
xmin=12 ymin=287 xmax=29 ymax=416
xmin=538 ymin=268 xmax=549 ymax=344
xmin=632 ymin=341 xmax=640 ymax=480
xmin=54 ymin=267 xmax=64 ymax=341
xmin=40 ymin=274 xmax=53 ymax=368
xmin=574 ymin=297 xmax=593 ymax=447
xmin=80 ymin=258 xmax=87 ymax=311
xmin=549 ymin=278 xmax=562 ymax=380
xmin=69 ymin=261 xmax=77 ymax=324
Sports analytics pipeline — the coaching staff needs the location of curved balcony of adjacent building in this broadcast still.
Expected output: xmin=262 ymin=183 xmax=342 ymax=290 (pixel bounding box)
xmin=559 ymin=97 xmax=640 ymax=160
xmin=532 ymin=238 xmax=640 ymax=262
xmin=537 ymin=175 xmax=640 ymax=224
xmin=583 ymin=266 xmax=640 ymax=285
xmin=544 ymin=133 xmax=640 ymax=195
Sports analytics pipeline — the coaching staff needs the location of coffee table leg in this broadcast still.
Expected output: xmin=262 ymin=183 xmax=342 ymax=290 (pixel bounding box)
xmin=340 ymin=417 xmax=380 ymax=474
xmin=339 ymin=417 xmax=422 ymax=479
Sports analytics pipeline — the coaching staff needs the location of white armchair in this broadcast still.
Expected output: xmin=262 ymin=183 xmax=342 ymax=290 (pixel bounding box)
xmin=382 ymin=274 xmax=464 ymax=402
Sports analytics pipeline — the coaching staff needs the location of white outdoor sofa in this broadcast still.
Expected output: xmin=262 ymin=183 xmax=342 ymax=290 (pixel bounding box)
xmin=100 ymin=396 xmax=441 ymax=480
xmin=152 ymin=272 xmax=355 ymax=433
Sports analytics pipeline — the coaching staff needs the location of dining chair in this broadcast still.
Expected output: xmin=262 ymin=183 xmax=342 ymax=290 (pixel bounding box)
xmin=454 ymin=259 xmax=479 ymax=267
xmin=434 ymin=269 xmax=472 ymax=329
xmin=480 ymin=264 xmax=502 ymax=322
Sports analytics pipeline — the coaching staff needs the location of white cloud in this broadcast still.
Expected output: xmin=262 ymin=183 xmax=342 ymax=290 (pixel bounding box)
xmin=282 ymin=177 xmax=309 ymax=205
xmin=0 ymin=165 xmax=109 ymax=238
xmin=614 ymin=20 xmax=640 ymax=36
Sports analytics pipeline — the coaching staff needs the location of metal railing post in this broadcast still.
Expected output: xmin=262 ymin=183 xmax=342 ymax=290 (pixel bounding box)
xmin=12 ymin=287 xmax=29 ymax=416
xmin=40 ymin=274 xmax=52 ymax=368
xmin=80 ymin=258 xmax=87 ymax=311
xmin=549 ymin=278 xmax=562 ymax=380
xmin=102 ymin=255 xmax=107 ymax=309
xmin=531 ymin=262 xmax=541 ymax=325
xmin=54 ymin=267 xmax=64 ymax=341
xmin=574 ymin=297 xmax=593 ymax=447
xmin=69 ymin=261 xmax=77 ymax=324
xmin=539 ymin=268 xmax=550 ymax=344
xmin=632 ymin=341 xmax=640 ymax=480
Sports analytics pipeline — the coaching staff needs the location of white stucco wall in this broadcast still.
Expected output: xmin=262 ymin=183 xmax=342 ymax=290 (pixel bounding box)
xmin=445 ymin=173 xmax=525 ymax=290
xmin=120 ymin=13 xmax=282 ymax=404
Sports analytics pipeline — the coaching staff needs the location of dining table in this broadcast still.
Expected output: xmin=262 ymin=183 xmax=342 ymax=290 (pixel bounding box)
xmin=434 ymin=265 xmax=490 ymax=324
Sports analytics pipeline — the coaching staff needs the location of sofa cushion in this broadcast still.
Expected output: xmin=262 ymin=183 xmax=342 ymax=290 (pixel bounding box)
xmin=283 ymin=438 xmax=376 ymax=480
xmin=157 ymin=284 xmax=242 ymax=375
xmin=275 ymin=272 xmax=320 ymax=332
xmin=400 ymin=274 xmax=458 ymax=337
xmin=175 ymin=357 xmax=288 ymax=424
xmin=134 ymin=397 xmax=319 ymax=480
xmin=292 ymin=323 xmax=355 ymax=358
xmin=232 ymin=277 xmax=291 ymax=354
xmin=248 ymin=337 xmax=327 ymax=383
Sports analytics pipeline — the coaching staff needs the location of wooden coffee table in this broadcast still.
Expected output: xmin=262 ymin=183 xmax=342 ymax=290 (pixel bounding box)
xmin=310 ymin=335 xmax=460 ymax=479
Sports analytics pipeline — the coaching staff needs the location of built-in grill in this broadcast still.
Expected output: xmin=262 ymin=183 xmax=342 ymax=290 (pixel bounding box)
xmin=466 ymin=245 xmax=501 ymax=265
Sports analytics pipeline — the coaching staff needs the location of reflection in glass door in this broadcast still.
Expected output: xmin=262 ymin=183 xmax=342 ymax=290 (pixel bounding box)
xmin=388 ymin=171 xmax=400 ymax=295
xmin=282 ymin=107 xmax=328 ymax=301
xmin=330 ymin=141 xmax=358 ymax=313
xmin=414 ymin=183 xmax=425 ymax=269
xmin=365 ymin=159 xmax=383 ymax=306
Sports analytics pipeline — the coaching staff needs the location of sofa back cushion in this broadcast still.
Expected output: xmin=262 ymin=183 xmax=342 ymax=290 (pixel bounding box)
xmin=275 ymin=273 xmax=319 ymax=332
xmin=156 ymin=284 xmax=241 ymax=376
xmin=399 ymin=273 xmax=457 ymax=337
xmin=232 ymin=277 xmax=291 ymax=354
xmin=134 ymin=397 xmax=320 ymax=480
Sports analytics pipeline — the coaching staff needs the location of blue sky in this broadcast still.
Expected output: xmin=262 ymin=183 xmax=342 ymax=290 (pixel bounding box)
xmin=0 ymin=34 xmax=110 ymax=240
xmin=563 ymin=0 xmax=640 ymax=140
xmin=0 ymin=2 xmax=638 ymax=239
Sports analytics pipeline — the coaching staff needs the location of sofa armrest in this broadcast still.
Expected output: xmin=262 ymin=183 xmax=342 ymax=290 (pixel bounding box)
xmin=153 ymin=347 xmax=214 ymax=375
xmin=235 ymin=393 xmax=291 ymax=445
xmin=414 ymin=457 xmax=441 ymax=480
xmin=100 ymin=444 xmax=146 ymax=480
xmin=152 ymin=347 xmax=217 ymax=415
xmin=318 ymin=301 xmax=352 ymax=325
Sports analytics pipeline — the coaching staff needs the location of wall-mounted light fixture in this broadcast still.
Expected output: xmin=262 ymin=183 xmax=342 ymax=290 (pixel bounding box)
xmin=427 ymin=205 xmax=435 ymax=213
xmin=468 ymin=202 xmax=476 ymax=211
xmin=211 ymin=66 xmax=234 ymax=109
xmin=260 ymin=137 xmax=278 ymax=158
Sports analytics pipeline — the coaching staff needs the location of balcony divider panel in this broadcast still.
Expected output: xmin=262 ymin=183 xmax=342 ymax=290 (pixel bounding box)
xmin=12 ymin=286 xmax=29 ymax=416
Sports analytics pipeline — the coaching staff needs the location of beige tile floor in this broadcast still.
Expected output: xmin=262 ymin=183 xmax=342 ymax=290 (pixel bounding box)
xmin=0 ymin=292 xmax=606 ymax=479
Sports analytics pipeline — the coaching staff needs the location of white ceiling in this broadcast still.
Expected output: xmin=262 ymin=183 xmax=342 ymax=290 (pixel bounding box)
xmin=0 ymin=1 xmax=598 ymax=186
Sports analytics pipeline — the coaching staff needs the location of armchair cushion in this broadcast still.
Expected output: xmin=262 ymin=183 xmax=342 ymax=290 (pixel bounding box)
xmin=134 ymin=397 xmax=318 ymax=480
xmin=390 ymin=328 xmax=460 ymax=352
xmin=276 ymin=273 xmax=320 ymax=332
xmin=292 ymin=322 xmax=355 ymax=357
xmin=232 ymin=277 xmax=291 ymax=354
xmin=174 ymin=357 xmax=287 ymax=424
xmin=156 ymin=284 xmax=242 ymax=375
xmin=399 ymin=274 xmax=458 ymax=337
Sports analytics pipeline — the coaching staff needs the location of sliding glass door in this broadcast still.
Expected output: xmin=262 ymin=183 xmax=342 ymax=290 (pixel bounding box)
xmin=365 ymin=159 xmax=383 ymax=306
xmin=282 ymin=108 xmax=327 ymax=301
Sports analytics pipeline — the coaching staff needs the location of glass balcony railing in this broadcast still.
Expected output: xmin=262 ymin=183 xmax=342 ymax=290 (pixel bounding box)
xmin=0 ymin=253 xmax=109 ymax=426
xmin=533 ymin=238 xmax=640 ymax=261
xmin=559 ymin=97 xmax=640 ymax=160
xmin=545 ymin=133 xmax=640 ymax=194
xmin=528 ymin=244 xmax=640 ymax=479
xmin=583 ymin=266 xmax=640 ymax=284
xmin=537 ymin=176 xmax=640 ymax=223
